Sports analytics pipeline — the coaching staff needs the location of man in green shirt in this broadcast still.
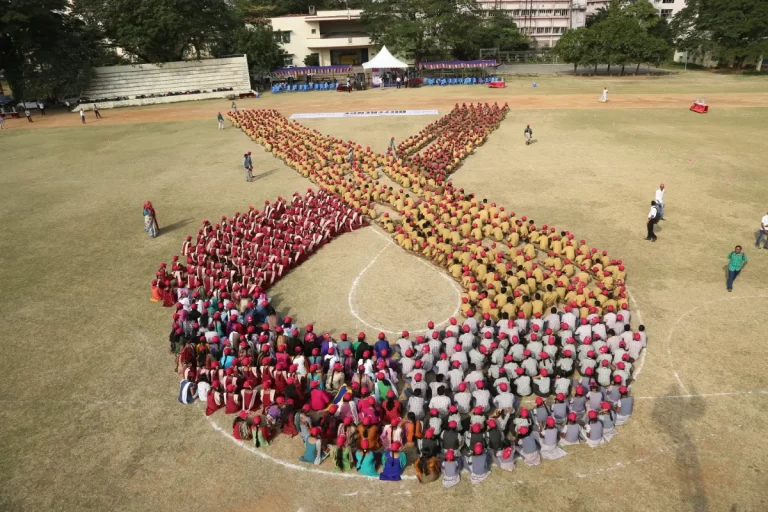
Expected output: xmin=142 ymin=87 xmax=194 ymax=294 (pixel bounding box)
xmin=726 ymin=245 xmax=748 ymax=292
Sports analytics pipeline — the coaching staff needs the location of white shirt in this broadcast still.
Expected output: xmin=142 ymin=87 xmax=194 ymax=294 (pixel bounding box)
xmin=197 ymin=381 xmax=211 ymax=401
xmin=80 ymin=109 xmax=85 ymax=117
xmin=396 ymin=77 xmax=401 ymax=83
xmin=648 ymin=206 xmax=657 ymax=220
xmin=761 ymin=214 xmax=768 ymax=229
xmin=655 ymin=188 xmax=664 ymax=205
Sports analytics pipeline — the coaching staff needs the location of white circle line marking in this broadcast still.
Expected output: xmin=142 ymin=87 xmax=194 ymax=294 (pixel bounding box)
xmin=662 ymin=294 xmax=768 ymax=395
xmin=347 ymin=228 xmax=462 ymax=335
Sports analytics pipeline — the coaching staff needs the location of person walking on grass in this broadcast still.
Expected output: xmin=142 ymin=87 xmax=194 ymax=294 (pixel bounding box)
xmin=726 ymin=245 xmax=748 ymax=292
xmin=600 ymin=87 xmax=608 ymax=103
xmin=79 ymin=107 xmax=86 ymax=124
xmin=218 ymin=112 xmax=225 ymax=130
xmin=756 ymin=212 xmax=768 ymax=249
xmin=94 ymin=104 xmax=102 ymax=119
xmin=24 ymin=108 xmax=32 ymax=123
xmin=645 ymin=201 xmax=660 ymax=242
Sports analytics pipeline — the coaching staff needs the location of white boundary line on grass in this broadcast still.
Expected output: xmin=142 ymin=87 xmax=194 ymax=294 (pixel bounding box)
xmin=661 ymin=293 xmax=768 ymax=395
xmin=347 ymin=227 xmax=462 ymax=335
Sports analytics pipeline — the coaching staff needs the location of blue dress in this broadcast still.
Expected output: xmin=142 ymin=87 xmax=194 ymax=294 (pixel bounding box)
xmin=379 ymin=451 xmax=407 ymax=481
xmin=355 ymin=450 xmax=379 ymax=477
xmin=299 ymin=439 xmax=327 ymax=465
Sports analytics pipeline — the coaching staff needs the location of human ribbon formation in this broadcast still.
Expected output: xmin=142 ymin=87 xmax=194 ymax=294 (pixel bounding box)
xmin=155 ymin=104 xmax=643 ymax=479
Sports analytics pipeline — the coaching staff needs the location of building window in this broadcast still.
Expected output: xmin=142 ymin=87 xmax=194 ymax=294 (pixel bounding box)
xmin=512 ymin=9 xmax=520 ymax=15
xmin=283 ymin=55 xmax=294 ymax=66
xmin=536 ymin=27 xmax=545 ymax=33
xmin=311 ymin=28 xmax=316 ymax=34
xmin=539 ymin=9 xmax=553 ymax=15
xmin=282 ymin=31 xmax=291 ymax=43
xmin=660 ymin=8 xmax=672 ymax=17
xmin=554 ymin=9 xmax=569 ymax=16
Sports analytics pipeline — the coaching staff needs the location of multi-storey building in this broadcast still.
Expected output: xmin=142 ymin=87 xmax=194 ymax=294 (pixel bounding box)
xmin=479 ymin=0 xmax=689 ymax=47
xmin=478 ymin=0 xmax=589 ymax=47
xmin=268 ymin=9 xmax=377 ymax=67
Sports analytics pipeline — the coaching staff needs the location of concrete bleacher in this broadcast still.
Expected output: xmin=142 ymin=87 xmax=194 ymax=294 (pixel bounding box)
xmin=77 ymin=56 xmax=252 ymax=110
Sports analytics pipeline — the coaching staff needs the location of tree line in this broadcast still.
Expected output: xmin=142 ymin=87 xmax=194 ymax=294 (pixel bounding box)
xmin=2 ymin=0 xmax=765 ymax=100
xmin=555 ymin=0 xmax=768 ymax=73
xmin=554 ymin=0 xmax=672 ymax=74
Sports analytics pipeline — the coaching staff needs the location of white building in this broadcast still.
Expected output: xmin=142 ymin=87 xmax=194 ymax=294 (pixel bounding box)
xmin=268 ymin=9 xmax=377 ymax=67
xmin=479 ymin=0 xmax=688 ymax=48
xmin=479 ymin=1 xmax=588 ymax=47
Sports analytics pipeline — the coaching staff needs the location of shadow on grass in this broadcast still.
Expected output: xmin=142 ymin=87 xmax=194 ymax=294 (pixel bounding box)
xmin=652 ymin=384 xmax=709 ymax=511
xmin=252 ymin=169 xmax=279 ymax=181
xmin=162 ymin=217 xmax=193 ymax=235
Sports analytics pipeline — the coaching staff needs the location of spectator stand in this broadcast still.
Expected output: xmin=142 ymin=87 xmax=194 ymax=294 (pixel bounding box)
xmin=418 ymin=60 xmax=503 ymax=86
xmin=270 ymin=66 xmax=352 ymax=93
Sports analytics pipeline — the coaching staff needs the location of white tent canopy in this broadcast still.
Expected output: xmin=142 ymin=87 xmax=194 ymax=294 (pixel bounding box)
xmin=362 ymin=46 xmax=408 ymax=69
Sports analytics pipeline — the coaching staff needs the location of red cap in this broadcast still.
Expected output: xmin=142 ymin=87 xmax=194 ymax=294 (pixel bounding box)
xmin=425 ymin=428 xmax=435 ymax=439
xmin=471 ymin=423 xmax=481 ymax=433
xmin=518 ymin=426 xmax=529 ymax=435
xmin=545 ymin=417 xmax=555 ymax=428
xmin=535 ymin=397 xmax=544 ymax=406
xmin=445 ymin=449 xmax=455 ymax=461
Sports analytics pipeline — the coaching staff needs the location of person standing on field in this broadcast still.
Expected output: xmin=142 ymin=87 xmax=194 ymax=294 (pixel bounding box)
xmin=243 ymin=153 xmax=253 ymax=182
xmin=218 ymin=112 xmax=225 ymax=130
xmin=726 ymin=245 xmax=748 ymax=292
xmin=94 ymin=104 xmax=102 ymax=119
xmin=79 ymin=107 xmax=86 ymax=124
xmin=655 ymin=184 xmax=665 ymax=220
xmin=37 ymin=100 xmax=46 ymax=115
xmin=396 ymin=75 xmax=402 ymax=89
xmin=600 ymin=88 xmax=608 ymax=103
xmin=0 ymin=113 xmax=6 ymax=130
xmin=756 ymin=212 xmax=768 ymax=249
xmin=24 ymin=109 xmax=32 ymax=122
xmin=645 ymin=201 xmax=659 ymax=242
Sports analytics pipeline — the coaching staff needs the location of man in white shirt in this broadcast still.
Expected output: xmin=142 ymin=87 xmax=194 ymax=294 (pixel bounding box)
xmin=654 ymin=183 xmax=665 ymax=220
xmin=756 ymin=211 xmax=768 ymax=249
xmin=396 ymin=75 xmax=402 ymax=89
xmin=646 ymin=201 xmax=659 ymax=242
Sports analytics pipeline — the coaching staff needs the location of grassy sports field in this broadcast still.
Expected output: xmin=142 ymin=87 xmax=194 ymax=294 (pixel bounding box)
xmin=1 ymin=72 xmax=767 ymax=512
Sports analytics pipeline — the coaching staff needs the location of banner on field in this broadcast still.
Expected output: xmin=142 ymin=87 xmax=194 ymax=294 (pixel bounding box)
xmin=290 ymin=110 xmax=439 ymax=119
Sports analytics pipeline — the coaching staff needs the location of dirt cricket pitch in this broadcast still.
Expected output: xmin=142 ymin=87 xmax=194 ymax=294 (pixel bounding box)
xmin=1 ymin=72 xmax=767 ymax=512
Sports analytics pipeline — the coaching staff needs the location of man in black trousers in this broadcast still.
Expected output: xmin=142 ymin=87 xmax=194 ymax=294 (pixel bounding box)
xmin=645 ymin=201 xmax=660 ymax=242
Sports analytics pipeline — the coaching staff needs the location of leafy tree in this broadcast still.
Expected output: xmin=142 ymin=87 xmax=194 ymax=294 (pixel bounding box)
xmin=76 ymin=0 xmax=236 ymax=62
xmin=362 ymin=0 xmax=517 ymax=65
xmin=554 ymin=28 xmax=589 ymax=72
xmin=669 ymin=5 xmax=715 ymax=65
xmin=676 ymin=0 xmax=768 ymax=69
xmin=460 ymin=9 xmax=530 ymax=57
xmin=235 ymin=0 xmax=364 ymax=18
xmin=211 ymin=22 xmax=287 ymax=76
xmin=557 ymin=0 xmax=671 ymax=75
xmin=303 ymin=53 xmax=320 ymax=66
xmin=0 ymin=0 xmax=112 ymax=100
xmin=585 ymin=7 xmax=609 ymax=29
